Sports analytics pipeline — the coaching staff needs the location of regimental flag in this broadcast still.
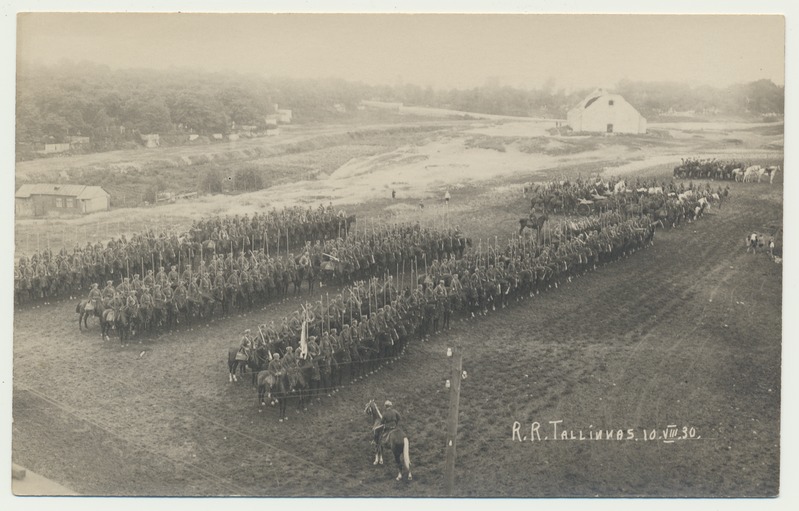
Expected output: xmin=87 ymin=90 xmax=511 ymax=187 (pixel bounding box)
xmin=300 ymin=312 xmax=309 ymax=359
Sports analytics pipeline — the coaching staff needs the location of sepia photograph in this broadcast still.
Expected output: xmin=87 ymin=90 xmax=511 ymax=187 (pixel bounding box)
xmin=4 ymin=1 xmax=795 ymax=507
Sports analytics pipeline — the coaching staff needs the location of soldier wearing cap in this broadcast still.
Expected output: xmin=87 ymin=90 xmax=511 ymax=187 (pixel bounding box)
xmin=381 ymin=400 xmax=401 ymax=433
xmin=267 ymin=352 xmax=284 ymax=376
xmin=283 ymin=346 xmax=297 ymax=367
xmin=87 ymin=283 xmax=102 ymax=310
xmin=143 ymin=269 xmax=155 ymax=288
xmin=155 ymin=266 xmax=168 ymax=287
xmin=152 ymin=284 xmax=166 ymax=310
xmin=101 ymin=280 xmax=116 ymax=308
xmin=131 ymin=273 xmax=143 ymax=293
xmin=306 ymin=335 xmax=321 ymax=359
xmin=168 ymin=265 xmax=180 ymax=288
xmin=238 ymin=329 xmax=253 ymax=360
xmin=117 ymin=277 xmax=131 ymax=295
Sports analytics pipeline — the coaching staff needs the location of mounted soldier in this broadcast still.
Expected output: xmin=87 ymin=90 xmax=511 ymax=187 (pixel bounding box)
xmin=131 ymin=274 xmax=143 ymax=293
xmin=87 ymin=283 xmax=102 ymax=311
xmin=101 ymin=280 xmax=116 ymax=308
xmin=168 ymin=265 xmax=180 ymax=288
xmin=143 ymin=269 xmax=155 ymax=288
xmin=380 ymin=400 xmax=402 ymax=440
xmin=237 ymin=329 xmax=253 ymax=362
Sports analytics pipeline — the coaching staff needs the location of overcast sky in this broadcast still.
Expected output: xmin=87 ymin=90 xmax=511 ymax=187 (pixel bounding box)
xmin=16 ymin=13 xmax=785 ymax=91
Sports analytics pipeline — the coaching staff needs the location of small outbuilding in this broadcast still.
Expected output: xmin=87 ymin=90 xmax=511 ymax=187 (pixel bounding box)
xmin=15 ymin=184 xmax=111 ymax=217
xmin=567 ymin=89 xmax=646 ymax=134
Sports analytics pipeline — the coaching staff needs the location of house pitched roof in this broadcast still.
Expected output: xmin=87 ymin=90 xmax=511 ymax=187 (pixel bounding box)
xmin=15 ymin=184 xmax=110 ymax=200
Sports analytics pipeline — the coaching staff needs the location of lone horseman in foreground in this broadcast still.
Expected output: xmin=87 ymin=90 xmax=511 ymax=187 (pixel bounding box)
xmin=381 ymin=400 xmax=401 ymax=437
xmin=379 ymin=400 xmax=413 ymax=481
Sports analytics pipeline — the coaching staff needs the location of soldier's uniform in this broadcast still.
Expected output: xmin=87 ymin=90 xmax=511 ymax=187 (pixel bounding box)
xmin=143 ymin=270 xmax=155 ymax=288
xmin=87 ymin=283 xmax=102 ymax=308
xmin=168 ymin=266 xmax=180 ymax=288
xmin=238 ymin=330 xmax=253 ymax=360
xmin=101 ymin=281 xmax=116 ymax=308
xmin=267 ymin=353 xmax=284 ymax=376
xmin=116 ymin=277 xmax=131 ymax=295
xmin=153 ymin=285 xmax=166 ymax=310
xmin=131 ymin=274 xmax=143 ymax=293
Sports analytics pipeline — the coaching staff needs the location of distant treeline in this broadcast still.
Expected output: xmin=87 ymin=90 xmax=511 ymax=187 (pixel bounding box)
xmin=16 ymin=61 xmax=784 ymax=152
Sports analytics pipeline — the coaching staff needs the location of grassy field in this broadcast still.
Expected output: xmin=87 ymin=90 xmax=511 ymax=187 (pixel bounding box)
xmin=12 ymin=166 xmax=782 ymax=497
xmin=12 ymin=117 xmax=784 ymax=497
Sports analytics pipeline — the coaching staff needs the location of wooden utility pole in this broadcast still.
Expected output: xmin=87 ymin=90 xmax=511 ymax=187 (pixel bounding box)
xmin=444 ymin=346 xmax=464 ymax=496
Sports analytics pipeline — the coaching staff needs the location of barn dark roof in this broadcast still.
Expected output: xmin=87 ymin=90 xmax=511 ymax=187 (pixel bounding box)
xmin=584 ymin=96 xmax=601 ymax=109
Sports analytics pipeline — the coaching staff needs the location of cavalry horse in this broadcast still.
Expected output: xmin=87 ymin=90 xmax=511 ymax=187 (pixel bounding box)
xmin=364 ymin=399 xmax=412 ymax=481
xmin=76 ymin=299 xmax=103 ymax=330
xmin=257 ymin=367 xmax=306 ymax=422
xmin=519 ymin=213 xmax=549 ymax=237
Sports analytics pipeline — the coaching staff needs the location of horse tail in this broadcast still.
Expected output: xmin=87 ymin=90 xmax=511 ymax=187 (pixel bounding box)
xmin=403 ymin=437 xmax=411 ymax=470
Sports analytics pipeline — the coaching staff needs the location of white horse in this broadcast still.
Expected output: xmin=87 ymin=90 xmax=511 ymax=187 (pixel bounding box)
xmin=732 ymin=168 xmax=744 ymax=182
xmin=762 ymin=165 xmax=780 ymax=184
xmin=744 ymin=165 xmax=762 ymax=183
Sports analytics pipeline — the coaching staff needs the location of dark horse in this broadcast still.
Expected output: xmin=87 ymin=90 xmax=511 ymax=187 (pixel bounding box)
xmin=227 ymin=347 xmax=249 ymax=383
xmin=519 ymin=213 xmax=549 ymax=236
xmin=257 ymin=368 xmax=306 ymax=422
xmin=364 ymin=399 xmax=412 ymax=481
xmin=76 ymin=299 xmax=103 ymax=330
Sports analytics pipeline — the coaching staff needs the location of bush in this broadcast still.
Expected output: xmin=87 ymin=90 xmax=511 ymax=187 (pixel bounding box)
xmin=201 ymin=169 xmax=224 ymax=194
xmin=234 ymin=166 xmax=263 ymax=191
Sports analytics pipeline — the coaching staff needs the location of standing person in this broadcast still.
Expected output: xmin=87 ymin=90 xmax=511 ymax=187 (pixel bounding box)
xmin=444 ymin=190 xmax=451 ymax=205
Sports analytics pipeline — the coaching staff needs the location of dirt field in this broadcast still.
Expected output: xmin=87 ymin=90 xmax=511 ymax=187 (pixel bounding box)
xmin=12 ymin=162 xmax=782 ymax=497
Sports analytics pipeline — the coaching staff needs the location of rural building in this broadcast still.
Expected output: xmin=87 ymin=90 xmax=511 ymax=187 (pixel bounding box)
xmin=361 ymin=100 xmax=403 ymax=113
xmin=277 ymin=109 xmax=292 ymax=123
xmin=15 ymin=184 xmax=111 ymax=217
xmin=41 ymin=143 xmax=71 ymax=154
xmin=68 ymin=135 xmax=91 ymax=146
xmin=228 ymin=133 xmax=240 ymax=141
xmin=567 ymin=89 xmax=646 ymax=134
xmin=140 ymin=133 xmax=160 ymax=148
xmin=265 ymin=115 xmax=279 ymax=127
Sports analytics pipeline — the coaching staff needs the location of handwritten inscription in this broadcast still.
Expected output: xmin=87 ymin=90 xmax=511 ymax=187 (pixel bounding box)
xmin=511 ymin=420 xmax=700 ymax=444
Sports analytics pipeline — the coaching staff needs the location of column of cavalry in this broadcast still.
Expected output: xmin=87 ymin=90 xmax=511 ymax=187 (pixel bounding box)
xmin=16 ymin=204 xmax=355 ymax=308
xmin=235 ymin=202 xmax=711 ymax=418
xmin=63 ymin=219 xmax=471 ymax=342
xmin=672 ymin=157 xmax=780 ymax=183
xmin=522 ymin=175 xmax=726 ymax=228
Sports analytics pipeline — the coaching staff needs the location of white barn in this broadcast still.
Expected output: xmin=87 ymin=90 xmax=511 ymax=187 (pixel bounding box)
xmin=567 ymin=89 xmax=646 ymax=134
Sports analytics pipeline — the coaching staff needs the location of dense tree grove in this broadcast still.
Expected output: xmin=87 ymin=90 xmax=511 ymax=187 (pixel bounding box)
xmin=16 ymin=61 xmax=783 ymax=158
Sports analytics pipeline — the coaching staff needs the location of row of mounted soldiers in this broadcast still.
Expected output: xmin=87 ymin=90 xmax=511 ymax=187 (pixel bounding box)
xmin=76 ymin=223 xmax=473 ymax=339
xmin=672 ymin=158 xmax=747 ymax=180
xmin=231 ymin=213 xmax=661 ymax=397
xmin=15 ymin=203 xmax=354 ymax=307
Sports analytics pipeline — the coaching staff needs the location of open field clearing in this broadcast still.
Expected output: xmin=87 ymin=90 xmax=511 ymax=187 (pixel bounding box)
xmin=12 ymin=118 xmax=783 ymax=497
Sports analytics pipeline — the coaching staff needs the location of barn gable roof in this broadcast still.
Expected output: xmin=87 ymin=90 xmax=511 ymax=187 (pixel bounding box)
xmin=15 ymin=184 xmax=110 ymax=200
